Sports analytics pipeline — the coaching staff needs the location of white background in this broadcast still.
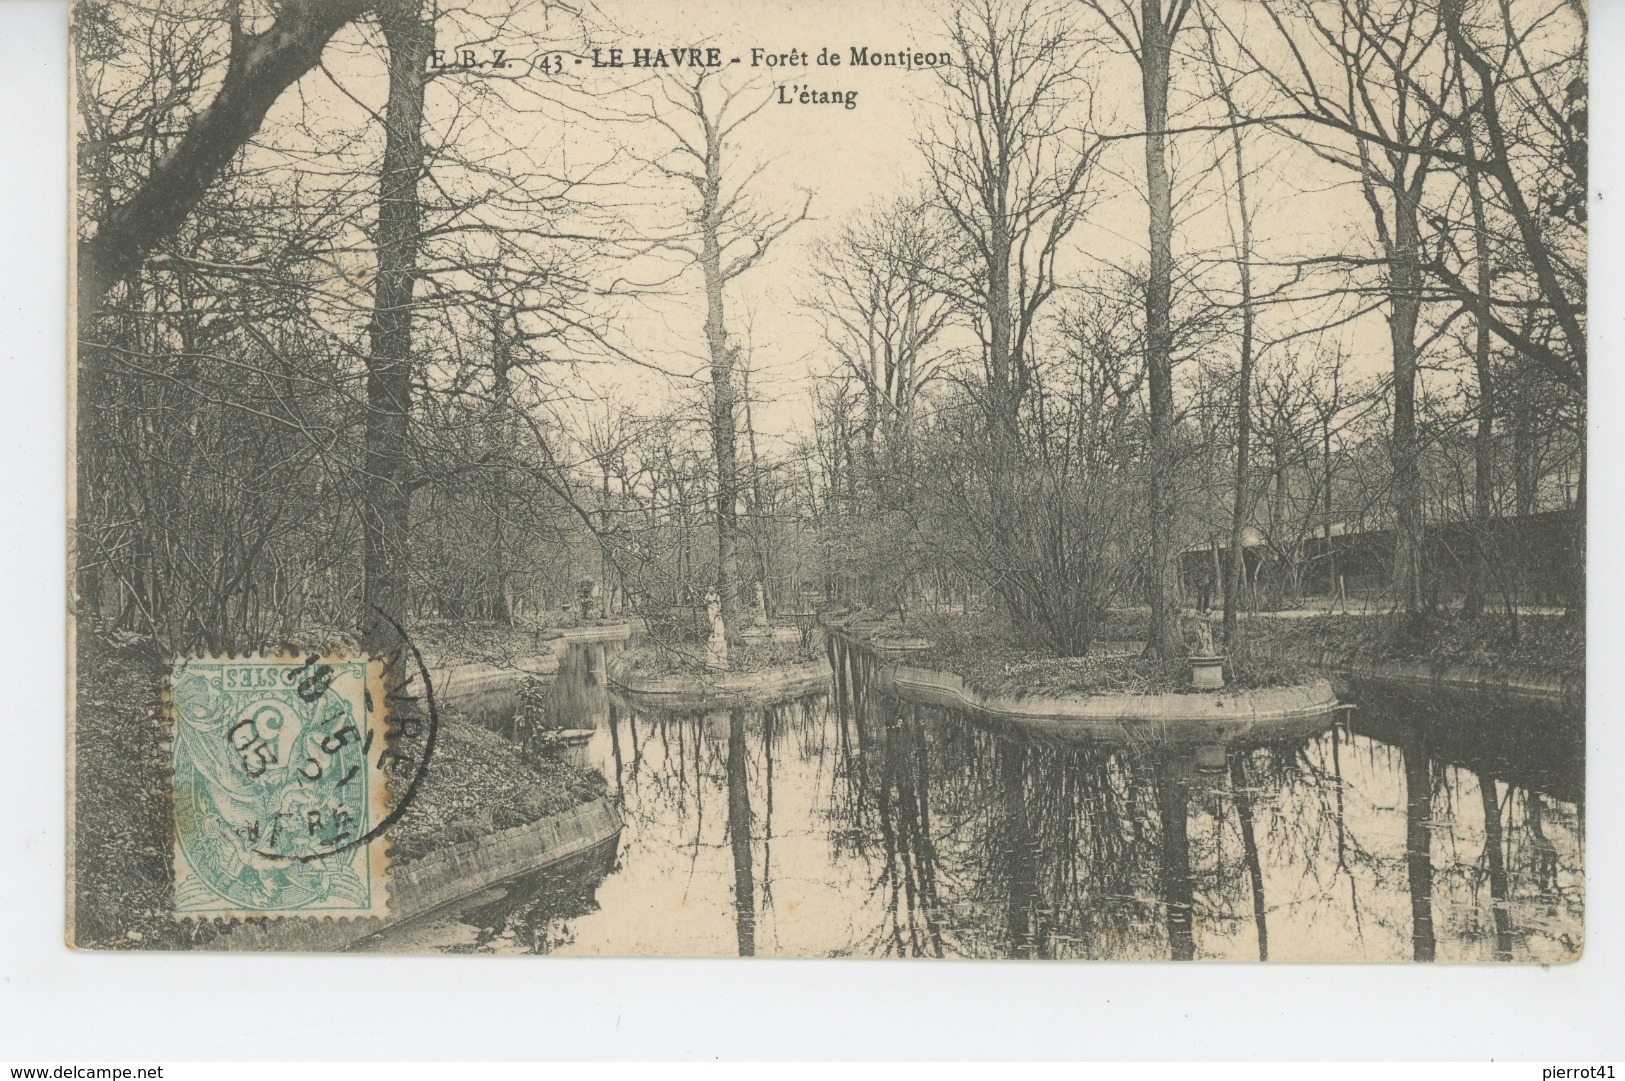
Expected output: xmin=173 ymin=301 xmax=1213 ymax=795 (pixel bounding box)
xmin=1 ymin=0 xmax=1619 ymax=1061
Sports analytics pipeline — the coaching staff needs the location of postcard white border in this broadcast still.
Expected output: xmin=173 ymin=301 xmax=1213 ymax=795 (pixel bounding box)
xmin=4 ymin=0 xmax=1619 ymax=1060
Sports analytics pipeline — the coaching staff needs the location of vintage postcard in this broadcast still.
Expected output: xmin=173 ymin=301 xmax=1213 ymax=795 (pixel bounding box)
xmin=69 ymin=0 xmax=1584 ymax=959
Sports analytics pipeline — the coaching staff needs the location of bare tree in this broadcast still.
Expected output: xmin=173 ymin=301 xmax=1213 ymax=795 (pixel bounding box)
xmin=1433 ymin=0 xmax=1586 ymax=618
xmin=919 ymin=0 xmax=1103 ymax=639
xmin=638 ymin=70 xmax=810 ymax=644
xmin=1242 ymin=0 xmax=1457 ymax=616
xmin=359 ymin=0 xmax=431 ymax=648
xmin=1433 ymin=0 xmax=1585 ymax=397
xmin=1079 ymin=0 xmax=1195 ymax=662
xmin=1197 ymin=2 xmax=1258 ymax=650
xmin=76 ymin=0 xmax=374 ymax=315
xmin=923 ymin=0 xmax=1100 ymax=447
xmin=808 ymin=196 xmax=956 ymax=462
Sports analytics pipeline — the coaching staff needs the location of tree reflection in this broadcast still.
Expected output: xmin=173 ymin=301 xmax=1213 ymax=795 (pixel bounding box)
xmin=1477 ymin=770 xmax=1513 ymax=961
xmin=1402 ymin=724 xmax=1437 ymax=962
xmin=726 ymin=707 xmax=755 ymax=956
xmin=818 ymin=648 xmax=1583 ymax=962
xmin=828 ymin=680 xmax=945 ymax=956
xmin=1229 ymin=752 xmax=1269 ymax=960
xmin=1154 ymin=755 xmax=1196 ymax=960
xmin=830 ymin=652 xmax=1187 ymax=958
xmin=454 ymin=642 xmax=1585 ymax=961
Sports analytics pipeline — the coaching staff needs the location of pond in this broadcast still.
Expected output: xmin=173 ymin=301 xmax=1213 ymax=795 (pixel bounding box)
xmin=367 ymin=639 xmax=1584 ymax=961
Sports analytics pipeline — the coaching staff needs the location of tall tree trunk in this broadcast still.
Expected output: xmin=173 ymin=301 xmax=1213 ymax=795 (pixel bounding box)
xmin=1388 ymin=199 xmax=1426 ymax=617
xmin=1208 ymin=14 xmax=1253 ymax=650
xmin=1323 ymin=422 xmax=1337 ymax=598
xmin=1509 ymin=391 xmax=1535 ymax=612
xmin=741 ymin=362 xmax=772 ymax=618
xmin=700 ymin=123 xmax=742 ymax=640
xmin=986 ymin=209 xmax=1017 ymax=450
xmin=1142 ymin=0 xmax=1183 ymax=662
xmin=983 ymin=208 xmax=1026 ymax=628
xmin=1222 ymin=82 xmax=1255 ymax=651
xmin=361 ymin=0 xmax=429 ymax=648
xmin=1465 ymin=164 xmax=1495 ymax=619
xmin=490 ymin=311 xmax=512 ymax=623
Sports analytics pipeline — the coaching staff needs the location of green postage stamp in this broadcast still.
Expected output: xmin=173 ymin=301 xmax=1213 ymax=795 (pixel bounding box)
xmin=165 ymin=652 xmax=392 ymax=921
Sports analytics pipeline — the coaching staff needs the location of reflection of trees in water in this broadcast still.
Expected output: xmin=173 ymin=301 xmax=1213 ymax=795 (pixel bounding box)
xmin=830 ymin=646 xmax=1180 ymax=959
xmin=903 ymin=708 xmax=1190 ymax=960
xmin=1246 ymin=717 xmax=1447 ymax=961
xmin=606 ymin=691 xmax=827 ymax=956
xmin=1477 ymin=769 xmax=1513 ymax=960
xmin=1403 ymin=724 xmax=1437 ymax=961
xmin=1427 ymin=768 xmax=1581 ymax=960
xmin=549 ymin=644 xmax=610 ymax=726
xmin=1356 ymin=684 xmax=1582 ymax=962
xmin=727 ymin=708 xmax=755 ymax=955
xmin=541 ymin=641 xmax=1581 ymax=960
xmin=1229 ymin=752 xmax=1268 ymax=959
xmin=827 ymin=695 xmax=947 ymax=957
xmin=1218 ymin=689 xmax=1582 ymax=962
xmin=504 ymin=643 xmax=613 ymax=760
xmin=826 ymin=644 xmax=1583 ymax=961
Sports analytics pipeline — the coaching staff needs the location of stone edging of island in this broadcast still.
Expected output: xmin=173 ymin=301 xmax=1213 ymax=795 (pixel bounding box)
xmin=607 ymin=654 xmax=832 ymax=703
xmin=1332 ymin=653 xmax=1579 ymax=705
xmin=381 ymin=797 xmax=621 ymax=929
xmin=428 ymin=622 xmax=637 ymax=720
xmin=432 ymin=654 xmax=560 ymax=705
xmin=824 ymin=623 xmax=1339 ymax=741
xmin=825 ymin=616 xmax=1579 ymax=710
xmin=869 ymin=659 xmax=1340 ymax=743
xmin=205 ymin=797 xmax=624 ymax=952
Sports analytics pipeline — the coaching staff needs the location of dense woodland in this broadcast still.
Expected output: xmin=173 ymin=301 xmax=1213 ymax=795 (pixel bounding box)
xmin=74 ymin=0 xmax=1585 ymax=664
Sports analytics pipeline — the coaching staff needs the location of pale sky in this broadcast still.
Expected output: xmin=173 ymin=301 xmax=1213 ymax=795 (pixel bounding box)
xmin=541 ymin=0 xmax=1396 ymax=449
xmin=242 ymin=0 xmax=1405 ymax=457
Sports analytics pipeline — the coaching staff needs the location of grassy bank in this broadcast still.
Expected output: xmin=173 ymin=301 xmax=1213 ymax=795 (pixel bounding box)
xmin=411 ymin=613 xmax=630 ymax=669
xmin=1231 ymin=610 xmax=1584 ymax=684
xmin=384 ymin=720 xmax=605 ymax=865
xmin=853 ymin=609 xmax=1304 ymax=696
xmin=614 ymin=636 xmax=822 ymax=680
xmin=71 ymin=630 xmax=605 ymax=950
xmin=841 ymin=605 xmax=1578 ymax=698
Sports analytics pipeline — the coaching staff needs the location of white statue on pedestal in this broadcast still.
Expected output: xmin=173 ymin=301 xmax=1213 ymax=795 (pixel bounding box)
xmin=750 ymin=581 xmax=769 ymax=628
xmin=705 ymin=589 xmax=729 ymax=671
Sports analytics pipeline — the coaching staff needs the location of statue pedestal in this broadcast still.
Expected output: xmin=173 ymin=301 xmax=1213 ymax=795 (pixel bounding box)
xmin=1189 ymin=655 xmax=1226 ymax=691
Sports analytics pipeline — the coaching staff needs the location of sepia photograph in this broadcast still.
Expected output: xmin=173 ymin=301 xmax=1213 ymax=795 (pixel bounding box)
xmin=68 ymin=0 xmax=1586 ymax=963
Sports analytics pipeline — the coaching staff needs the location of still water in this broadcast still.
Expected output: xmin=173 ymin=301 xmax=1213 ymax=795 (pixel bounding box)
xmin=370 ymin=639 xmax=1584 ymax=961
